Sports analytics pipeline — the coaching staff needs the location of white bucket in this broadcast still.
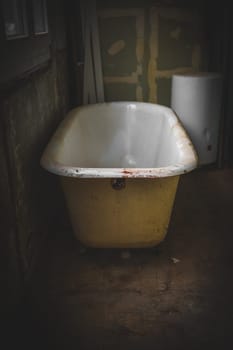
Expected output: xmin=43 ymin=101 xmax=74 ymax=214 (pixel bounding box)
xmin=171 ymin=73 xmax=222 ymax=165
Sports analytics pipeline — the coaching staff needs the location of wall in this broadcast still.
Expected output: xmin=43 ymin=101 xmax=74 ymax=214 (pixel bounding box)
xmin=0 ymin=118 xmax=22 ymax=313
xmin=97 ymin=1 xmax=208 ymax=105
xmin=0 ymin=0 xmax=71 ymax=310
xmin=207 ymin=3 xmax=233 ymax=166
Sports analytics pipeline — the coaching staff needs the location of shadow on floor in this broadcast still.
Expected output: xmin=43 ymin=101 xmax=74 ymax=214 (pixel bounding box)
xmin=20 ymin=169 xmax=233 ymax=349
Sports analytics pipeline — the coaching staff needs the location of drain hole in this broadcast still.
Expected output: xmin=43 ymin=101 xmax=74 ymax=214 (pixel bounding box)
xmin=111 ymin=178 xmax=126 ymax=190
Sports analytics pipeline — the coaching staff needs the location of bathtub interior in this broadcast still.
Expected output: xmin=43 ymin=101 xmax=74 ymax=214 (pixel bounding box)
xmin=42 ymin=102 xmax=197 ymax=174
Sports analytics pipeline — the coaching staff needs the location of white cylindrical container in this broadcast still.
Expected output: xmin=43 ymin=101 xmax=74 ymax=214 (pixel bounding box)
xmin=171 ymin=73 xmax=222 ymax=165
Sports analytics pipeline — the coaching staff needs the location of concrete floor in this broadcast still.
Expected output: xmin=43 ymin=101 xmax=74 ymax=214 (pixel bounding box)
xmin=25 ymin=169 xmax=233 ymax=349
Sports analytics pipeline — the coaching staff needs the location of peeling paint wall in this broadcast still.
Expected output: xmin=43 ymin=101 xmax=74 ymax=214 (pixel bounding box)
xmin=3 ymin=58 xmax=70 ymax=274
xmin=98 ymin=1 xmax=207 ymax=106
xmin=0 ymin=0 xmax=71 ymax=296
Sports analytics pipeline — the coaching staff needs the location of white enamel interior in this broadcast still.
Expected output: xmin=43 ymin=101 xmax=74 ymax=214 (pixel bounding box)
xmin=40 ymin=102 xmax=198 ymax=178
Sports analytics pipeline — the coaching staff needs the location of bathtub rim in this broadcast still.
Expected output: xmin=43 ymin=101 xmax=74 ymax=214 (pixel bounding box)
xmin=40 ymin=163 xmax=197 ymax=178
xmin=40 ymin=101 xmax=198 ymax=179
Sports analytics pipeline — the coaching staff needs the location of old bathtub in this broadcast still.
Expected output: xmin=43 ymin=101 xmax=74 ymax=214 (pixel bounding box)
xmin=41 ymin=102 xmax=197 ymax=248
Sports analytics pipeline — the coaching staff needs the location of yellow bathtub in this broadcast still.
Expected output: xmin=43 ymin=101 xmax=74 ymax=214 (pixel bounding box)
xmin=41 ymin=102 xmax=197 ymax=248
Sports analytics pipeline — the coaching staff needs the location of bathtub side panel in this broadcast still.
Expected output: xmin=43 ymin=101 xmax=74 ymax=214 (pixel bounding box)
xmin=61 ymin=176 xmax=179 ymax=248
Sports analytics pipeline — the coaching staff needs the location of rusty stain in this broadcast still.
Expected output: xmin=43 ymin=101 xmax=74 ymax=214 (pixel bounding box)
xmin=121 ymin=169 xmax=157 ymax=179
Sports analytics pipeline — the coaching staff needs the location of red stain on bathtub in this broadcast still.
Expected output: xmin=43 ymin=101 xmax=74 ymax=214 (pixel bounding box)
xmin=121 ymin=169 xmax=157 ymax=178
xmin=122 ymin=170 xmax=132 ymax=175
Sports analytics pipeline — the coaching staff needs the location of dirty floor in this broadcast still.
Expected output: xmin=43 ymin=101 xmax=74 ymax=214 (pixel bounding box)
xmin=22 ymin=169 xmax=233 ymax=349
